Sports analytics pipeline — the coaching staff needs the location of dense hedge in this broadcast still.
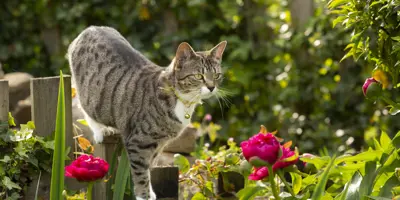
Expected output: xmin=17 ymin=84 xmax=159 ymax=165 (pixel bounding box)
xmin=1 ymin=0 xmax=399 ymax=153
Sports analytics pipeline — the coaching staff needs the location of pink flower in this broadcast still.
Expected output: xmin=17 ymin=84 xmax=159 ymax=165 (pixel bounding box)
xmin=204 ymin=114 xmax=212 ymax=121
xmin=249 ymin=167 xmax=269 ymax=180
xmin=65 ymin=154 xmax=109 ymax=182
xmin=247 ymin=142 xmax=299 ymax=180
xmin=362 ymin=78 xmax=378 ymax=96
xmin=272 ymin=145 xmax=299 ymax=170
xmin=240 ymin=133 xmax=280 ymax=165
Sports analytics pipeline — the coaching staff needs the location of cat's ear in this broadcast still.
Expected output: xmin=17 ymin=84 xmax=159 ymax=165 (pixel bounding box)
xmin=210 ymin=41 xmax=227 ymax=60
xmin=175 ymin=42 xmax=196 ymax=61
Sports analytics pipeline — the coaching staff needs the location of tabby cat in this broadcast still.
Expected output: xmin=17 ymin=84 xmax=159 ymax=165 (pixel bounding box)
xmin=67 ymin=26 xmax=226 ymax=200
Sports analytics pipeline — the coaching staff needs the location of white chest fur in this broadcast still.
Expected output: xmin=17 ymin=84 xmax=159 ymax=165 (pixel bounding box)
xmin=174 ymin=99 xmax=197 ymax=126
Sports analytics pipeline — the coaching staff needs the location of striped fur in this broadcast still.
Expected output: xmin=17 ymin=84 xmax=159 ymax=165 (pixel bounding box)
xmin=67 ymin=26 xmax=226 ymax=200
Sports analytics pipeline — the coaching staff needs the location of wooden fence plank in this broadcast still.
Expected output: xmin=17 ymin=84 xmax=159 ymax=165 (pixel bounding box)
xmin=29 ymin=75 xmax=85 ymax=195
xmin=0 ymin=80 xmax=9 ymax=124
xmin=151 ymin=167 xmax=179 ymax=199
xmin=92 ymin=135 xmax=121 ymax=200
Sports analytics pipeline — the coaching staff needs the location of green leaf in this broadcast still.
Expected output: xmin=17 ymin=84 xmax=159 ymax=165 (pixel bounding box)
xmin=332 ymin=16 xmax=347 ymax=27
xmin=311 ymin=155 xmax=336 ymax=200
xmin=113 ymin=149 xmax=132 ymax=200
xmin=76 ymin=119 xmax=88 ymax=126
xmin=359 ymin=161 xmax=377 ymax=200
xmin=50 ymin=72 xmax=66 ymax=200
xmin=8 ymin=112 xmax=16 ymax=126
xmin=379 ymin=132 xmax=392 ymax=151
xmin=290 ymin=172 xmax=302 ymax=195
xmin=2 ymin=176 xmax=22 ymax=190
xmin=299 ymin=156 xmax=330 ymax=170
xmin=328 ymin=0 xmax=348 ymax=9
xmin=0 ymin=155 xmax=11 ymax=163
xmin=392 ymin=131 xmax=400 ymax=148
xmin=107 ymin=143 xmax=123 ymax=200
xmin=173 ymin=154 xmax=190 ymax=173
xmin=335 ymin=149 xmax=381 ymax=164
xmin=343 ymin=171 xmax=362 ymax=200
xmin=392 ymin=36 xmax=400 ymax=42
xmin=379 ymin=175 xmax=400 ymax=198
xmin=191 ymin=192 xmax=208 ymax=200
xmin=389 ymin=106 xmax=400 ymax=115
xmin=365 ymin=197 xmax=391 ymax=200
xmin=236 ymin=185 xmax=265 ymax=200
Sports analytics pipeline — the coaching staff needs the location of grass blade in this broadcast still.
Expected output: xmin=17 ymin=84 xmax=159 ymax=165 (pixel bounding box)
xmin=113 ymin=148 xmax=134 ymax=200
xmin=311 ymin=155 xmax=336 ymax=200
xmin=49 ymin=72 xmax=66 ymax=200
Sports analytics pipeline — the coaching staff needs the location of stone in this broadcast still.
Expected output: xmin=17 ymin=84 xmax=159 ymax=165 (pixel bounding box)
xmin=12 ymin=97 xmax=32 ymax=125
xmin=154 ymin=152 xmax=195 ymax=167
xmin=163 ymin=125 xmax=198 ymax=154
xmin=3 ymin=72 xmax=33 ymax=111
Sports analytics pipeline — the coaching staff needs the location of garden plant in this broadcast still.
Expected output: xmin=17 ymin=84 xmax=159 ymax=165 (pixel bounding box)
xmin=1 ymin=0 xmax=400 ymax=200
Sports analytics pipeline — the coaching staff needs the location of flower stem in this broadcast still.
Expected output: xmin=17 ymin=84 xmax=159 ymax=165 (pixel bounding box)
xmin=381 ymin=95 xmax=400 ymax=109
xmin=87 ymin=182 xmax=94 ymax=200
xmin=277 ymin=171 xmax=295 ymax=197
xmin=267 ymin=165 xmax=280 ymax=200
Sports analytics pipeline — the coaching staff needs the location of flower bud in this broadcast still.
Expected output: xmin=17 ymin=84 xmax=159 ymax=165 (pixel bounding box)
xmin=362 ymin=78 xmax=382 ymax=100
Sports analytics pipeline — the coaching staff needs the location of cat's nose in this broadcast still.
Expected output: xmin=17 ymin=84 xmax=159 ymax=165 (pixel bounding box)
xmin=207 ymin=87 xmax=215 ymax=92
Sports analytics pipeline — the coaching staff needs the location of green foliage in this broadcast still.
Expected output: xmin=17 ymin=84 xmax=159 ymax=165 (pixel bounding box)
xmin=0 ymin=119 xmax=54 ymax=199
xmin=329 ymin=0 xmax=400 ymax=85
xmin=112 ymin=148 xmax=134 ymax=200
xmin=178 ymin=130 xmax=400 ymax=199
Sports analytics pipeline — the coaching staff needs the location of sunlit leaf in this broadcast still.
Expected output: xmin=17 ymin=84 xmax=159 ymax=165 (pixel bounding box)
xmin=50 ymin=72 xmax=66 ymax=200
xmin=174 ymin=154 xmax=190 ymax=173
xmin=290 ymin=172 xmax=302 ymax=195
xmin=236 ymin=185 xmax=265 ymax=200
xmin=311 ymin=155 xmax=336 ymax=200
xmin=76 ymin=119 xmax=88 ymax=126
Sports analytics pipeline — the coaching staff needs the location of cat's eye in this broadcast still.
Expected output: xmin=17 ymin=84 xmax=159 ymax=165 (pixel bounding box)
xmin=194 ymin=74 xmax=203 ymax=80
xmin=213 ymin=73 xmax=222 ymax=80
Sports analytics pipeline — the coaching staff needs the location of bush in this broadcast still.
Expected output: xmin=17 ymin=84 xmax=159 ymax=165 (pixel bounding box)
xmin=0 ymin=115 xmax=54 ymax=199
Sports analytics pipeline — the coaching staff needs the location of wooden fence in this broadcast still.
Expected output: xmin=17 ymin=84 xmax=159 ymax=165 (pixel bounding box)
xmin=0 ymin=76 xmax=180 ymax=200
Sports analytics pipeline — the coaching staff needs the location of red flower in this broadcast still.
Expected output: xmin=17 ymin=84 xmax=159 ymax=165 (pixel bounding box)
xmin=65 ymin=154 xmax=109 ymax=182
xmin=249 ymin=167 xmax=269 ymax=180
xmin=272 ymin=143 xmax=299 ymax=170
xmin=240 ymin=133 xmax=280 ymax=165
xmin=247 ymin=142 xmax=299 ymax=180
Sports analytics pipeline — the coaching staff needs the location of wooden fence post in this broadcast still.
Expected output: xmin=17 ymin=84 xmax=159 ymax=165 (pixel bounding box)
xmin=0 ymin=80 xmax=9 ymax=131
xmin=26 ymin=76 xmax=84 ymax=199
xmin=92 ymin=135 xmax=121 ymax=200
xmin=151 ymin=167 xmax=179 ymax=199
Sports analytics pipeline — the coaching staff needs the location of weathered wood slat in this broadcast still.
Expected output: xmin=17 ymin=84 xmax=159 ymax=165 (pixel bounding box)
xmin=28 ymin=76 xmax=85 ymax=199
xmin=0 ymin=80 xmax=9 ymax=124
xmin=151 ymin=167 xmax=179 ymax=199
xmin=93 ymin=135 xmax=121 ymax=200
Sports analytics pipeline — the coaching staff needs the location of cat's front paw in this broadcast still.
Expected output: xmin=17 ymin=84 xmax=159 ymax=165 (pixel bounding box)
xmin=93 ymin=131 xmax=104 ymax=143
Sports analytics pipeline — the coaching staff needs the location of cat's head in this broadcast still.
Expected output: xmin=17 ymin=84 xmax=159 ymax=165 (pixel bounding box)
xmin=170 ymin=41 xmax=227 ymax=100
